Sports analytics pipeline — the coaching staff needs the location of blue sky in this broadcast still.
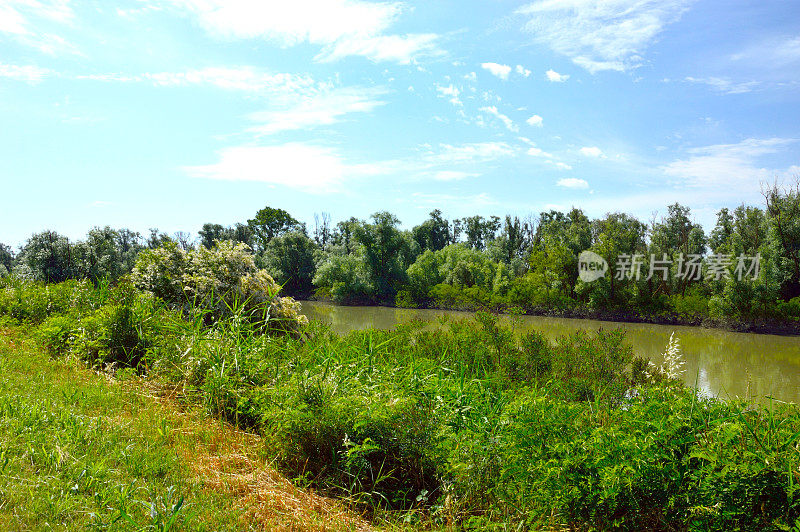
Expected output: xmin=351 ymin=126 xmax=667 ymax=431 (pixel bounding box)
xmin=1 ymin=0 xmax=799 ymax=247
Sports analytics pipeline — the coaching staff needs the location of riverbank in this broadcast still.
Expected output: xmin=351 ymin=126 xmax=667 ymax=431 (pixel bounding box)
xmin=0 ymin=327 xmax=366 ymax=531
xmin=306 ymin=296 xmax=800 ymax=336
xmin=5 ymin=278 xmax=800 ymax=529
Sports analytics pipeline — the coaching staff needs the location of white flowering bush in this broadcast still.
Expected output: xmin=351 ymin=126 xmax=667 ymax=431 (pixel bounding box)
xmin=132 ymin=240 xmax=306 ymax=334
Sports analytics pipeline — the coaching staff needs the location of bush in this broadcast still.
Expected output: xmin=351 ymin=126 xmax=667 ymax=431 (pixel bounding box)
xmin=314 ymin=253 xmax=373 ymax=305
xmin=73 ymin=281 xmax=160 ymax=368
xmin=670 ymin=289 xmax=710 ymax=319
xmin=132 ymin=240 xmax=306 ymax=334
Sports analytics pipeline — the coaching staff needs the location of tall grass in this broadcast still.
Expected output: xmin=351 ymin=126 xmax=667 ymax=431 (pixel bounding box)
xmin=3 ymin=277 xmax=800 ymax=529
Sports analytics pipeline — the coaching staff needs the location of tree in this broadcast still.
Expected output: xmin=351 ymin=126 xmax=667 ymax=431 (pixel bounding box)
xmin=79 ymin=226 xmax=123 ymax=283
xmin=461 ymin=215 xmax=500 ymax=250
xmin=332 ymin=217 xmax=362 ymax=255
xmin=247 ymin=206 xmax=301 ymax=253
xmin=117 ymin=228 xmax=143 ymax=275
xmin=406 ymin=249 xmax=444 ymax=302
xmin=355 ymin=212 xmax=408 ymax=301
xmin=764 ymin=182 xmax=800 ymax=299
xmin=313 ymin=212 xmax=332 ymax=248
xmin=709 ymin=208 xmax=734 ymax=253
xmin=147 ymin=228 xmax=173 ymax=249
xmin=199 ymin=223 xmax=227 ymax=249
xmin=412 ymin=209 xmax=450 ymax=252
xmin=313 ymin=253 xmax=373 ymax=304
xmin=263 ymin=230 xmax=317 ymax=296
xmin=648 ymin=203 xmax=706 ymax=297
xmin=494 ymin=215 xmax=531 ymax=264
xmin=0 ymin=243 xmax=13 ymax=276
xmin=578 ymin=213 xmax=647 ymax=307
xmin=16 ymin=231 xmax=77 ymax=283
xmin=173 ymin=231 xmax=193 ymax=251
xmin=531 ymin=208 xmax=592 ymax=298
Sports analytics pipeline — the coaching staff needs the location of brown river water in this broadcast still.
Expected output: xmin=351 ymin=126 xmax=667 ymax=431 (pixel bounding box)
xmin=300 ymin=301 xmax=800 ymax=404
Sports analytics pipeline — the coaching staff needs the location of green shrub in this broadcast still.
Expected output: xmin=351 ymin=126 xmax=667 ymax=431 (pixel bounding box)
xmin=670 ymin=289 xmax=710 ymax=319
xmin=132 ymin=240 xmax=307 ymax=334
xmin=73 ymin=281 xmax=159 ymax=368
xmin=395 ymin=289 xmax=418 ymax=308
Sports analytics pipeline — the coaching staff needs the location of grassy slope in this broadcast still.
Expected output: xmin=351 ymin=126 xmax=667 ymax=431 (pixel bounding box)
xmin=0 ymin=327 xmax=369 ymax=532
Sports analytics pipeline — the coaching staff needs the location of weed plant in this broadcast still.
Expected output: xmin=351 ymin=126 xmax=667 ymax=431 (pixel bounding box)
xmin=3 ymin=277 xmax=800 ymax=529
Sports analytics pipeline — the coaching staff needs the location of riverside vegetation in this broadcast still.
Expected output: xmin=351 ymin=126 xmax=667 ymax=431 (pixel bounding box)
xmin=6 ymin=183 xmax=800 ymax=331
xmin=3 ymin=242 xmax=800 ymax=529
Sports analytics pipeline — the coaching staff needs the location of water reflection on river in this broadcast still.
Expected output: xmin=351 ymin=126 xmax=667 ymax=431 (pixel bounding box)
xmin=300 ymin=301 xmax=800 ymax=404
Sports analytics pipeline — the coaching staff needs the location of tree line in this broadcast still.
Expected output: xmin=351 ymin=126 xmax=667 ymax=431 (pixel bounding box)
xmin=5 ymin=183 xmax=800 ymax=323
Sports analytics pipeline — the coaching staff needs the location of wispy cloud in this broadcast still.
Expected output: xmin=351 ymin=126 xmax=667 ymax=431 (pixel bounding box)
xmin=77 ymin=67 xmax=319 ymax=96
xmin=423 ymin=142 xmax=517 ymax=164
xmin=419 ymin=170 xmax=481 ymax=181
xmin=684 ymin=76 xmax=760 ymax=94
xmin=247 ymin=86 xmax=387 ymax=135
xmin=517 ymin=0 xmax=692 ymax=72
xmin=0 ymin=0 xmax=78 ymax=55
xmin=731 ymin=35 xmax=800 ymax=69
xmin=317 ymin=33 xmax=442 ymax=64
xmin=662 ymin=137 xmax=797 ymax=190
xmin=166 ymin=0 xmax=442 ymax=64
xmin=0 ymin=63 xmax=53 ymax=83
xmin=480 ymin=106 xmax=518 ymax=132
xmin=410 ymin=191 xmax=497 ymax=208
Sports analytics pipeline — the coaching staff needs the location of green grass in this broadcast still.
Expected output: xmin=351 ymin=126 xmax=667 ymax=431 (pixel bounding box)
xmin=0 ymin=327 xmax=366 ymax=531
xmin=5 ymin=278 xmax=800 ymax=530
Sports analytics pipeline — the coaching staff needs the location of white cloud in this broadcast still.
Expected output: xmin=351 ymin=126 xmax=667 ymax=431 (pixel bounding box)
xmin=517 ymin=0 xmax=691 ymax=72
xmin=247 ymin=86 xmax=387 ymax=135
xmin=0 ymin=4 xmax=29 ymax=35
xmin=167 ymin=0 xmax=441 ymax=64
xmin=526 ymin=114 xmax=543 ymax=127
xmin=527 ymin=147 xmax=553 ymax=158
xmin=557 ymin=177 xmax=589 ymax=189
xmin=78 ymin=67 xmax=319 ymax=96
xmin=464 ymin=71 xmax=477 ymax=82
xmin=663 ymin=138 xmax=797 ymax=189
xmin=0 ymin=1 xmax=77 ymax=55
xmin=731 ymin=36 xmax=800 ymax=69
xmin=515 ymin=64 xmax=531 ymax=77
xmin=684 ymin=76 xmax=760 ymax=94
xmin=425 ymin=142 xmax=516 ymax=164
xmin=425 ymin=170 xmax=480 ymax=181
xmin=481 ymin=62 xmax=512 ymax=80
xmin=0 ymin=63 xmax=52 ymax=83
xmin=545 ymin=69 xmax=569 ymax=82
xmin=317 ymin=33 xmax=441 ymax=64
xmin=553 ymin=161 xmax=573 ymax=170
xmin=436 ymin=83 xmax=462 ymax=106
xmin=411 ymin=192 xmax=497 ymax=208
xmin=579 ymin=146 xmax=605 ymax=158
xmin=479 ymin=106 xmax=518 ymax=132
xmin=184 ymin=143 xmax=386 ymax=193
xmin=147 ymin=68 xmax=317 ymax=93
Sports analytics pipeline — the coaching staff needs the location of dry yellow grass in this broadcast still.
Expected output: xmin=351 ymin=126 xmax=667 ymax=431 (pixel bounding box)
xmin=132 ymin=381 xmax=373 ymax=532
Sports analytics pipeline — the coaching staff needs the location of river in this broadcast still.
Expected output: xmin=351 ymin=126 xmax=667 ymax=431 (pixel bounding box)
xmin=300 ymin=301 xmax=800 ymax=404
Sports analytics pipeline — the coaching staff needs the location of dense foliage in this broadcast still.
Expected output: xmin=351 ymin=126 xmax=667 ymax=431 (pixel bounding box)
xmin=5 ymin=183 xmax=800 ymax=325
xmin=3 ymin=278 xmax=800 ymax=529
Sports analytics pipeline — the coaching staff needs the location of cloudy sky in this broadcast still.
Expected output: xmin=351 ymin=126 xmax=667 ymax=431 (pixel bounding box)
xmin=1 ymin=0 xmax=799 ymax=245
